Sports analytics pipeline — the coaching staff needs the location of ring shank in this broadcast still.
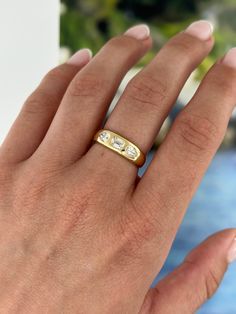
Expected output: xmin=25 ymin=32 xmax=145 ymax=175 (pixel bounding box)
xmin=94 ymin=129 xmax=146 ymax=167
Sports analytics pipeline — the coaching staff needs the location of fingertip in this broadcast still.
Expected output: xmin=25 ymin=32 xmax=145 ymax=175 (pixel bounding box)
xmin=124 ymin=24 xmax=150 ymax=41
xmin=221 ymin=47 xmax=236 ymax=69
xmin=185 ymin=20 xmax=214 ymax=41
xmin=226 ymin=229 xmax=236 ymax=263
xmin=67 ymin=48 xmax=93 ymax=66
xmin=186 ymin=229 xmax=236 ymax=266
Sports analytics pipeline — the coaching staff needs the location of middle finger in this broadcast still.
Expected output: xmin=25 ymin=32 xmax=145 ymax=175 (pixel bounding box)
xmin=34 ymin=25 xmax=152 ymax=167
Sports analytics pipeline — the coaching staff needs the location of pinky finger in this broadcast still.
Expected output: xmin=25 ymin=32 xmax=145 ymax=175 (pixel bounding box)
xmin=140 ymin=229 xmax=236 ymax=314
xmin=0 ymin=49 xmax=92 ymax=164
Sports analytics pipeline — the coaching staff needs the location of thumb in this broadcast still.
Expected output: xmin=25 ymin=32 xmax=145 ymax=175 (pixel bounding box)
xmin=140 ymin=229 xmax=236 ymax=314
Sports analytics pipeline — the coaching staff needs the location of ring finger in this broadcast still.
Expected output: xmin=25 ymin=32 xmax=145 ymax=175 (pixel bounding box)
xmin=88 ymin=20 xmax=214 ymax=179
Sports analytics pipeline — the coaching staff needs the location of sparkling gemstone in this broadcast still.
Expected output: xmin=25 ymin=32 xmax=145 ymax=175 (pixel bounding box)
xmin=125 ymin=145 xmax=138 ymax=159
xmin=111 ymin=137 xmax=125 ymax=150
xmin=99 ymin=131 xmax=110 ymax=142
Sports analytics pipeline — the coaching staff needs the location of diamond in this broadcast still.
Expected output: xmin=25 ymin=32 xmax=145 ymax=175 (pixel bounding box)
xmin=111 ymin=136 xmax=125 ymax=150
xmin=99 ymin=131 xmax=110 ymax=142
xmin=125 ymin=145 xmax=138 ymax=159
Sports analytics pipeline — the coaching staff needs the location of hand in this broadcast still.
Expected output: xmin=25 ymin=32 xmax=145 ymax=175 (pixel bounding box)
xmin=0 ymin=21 xmax=236 ymax=314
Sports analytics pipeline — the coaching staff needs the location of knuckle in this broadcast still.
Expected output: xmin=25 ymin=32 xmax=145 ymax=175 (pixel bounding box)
xmin=69 ymin=73 xmax=107 ymax=98
xmin=125 ymin=75 xmax=168 ymax=112
xmin=23 ymin=90 xmax=55 ymax=116
xmin=204 ymin=268 xmax=221 ymax=299
xmin=60 ymin=191 xmax=92 ymax=229
xmin=43 ymin=66 xmax=70 ymax=84
xmin=16 ymin=174 xmax=50 ymax=204
xmin=183 ymin=259 xmax=221 ymax=304
xmin=13 ymin=161 xmax=60 ymax=204
xmin=122 ymin=214 xmax=156 ymax=248
xmin=175 ymin=112 xmax=219 ymax=156
xmin=117 ymin=198 xmax=164 ymax=253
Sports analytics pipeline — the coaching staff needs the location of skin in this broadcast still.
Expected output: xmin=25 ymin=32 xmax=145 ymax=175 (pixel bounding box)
xmin=0 ymin=28 xmax=235 ymax=314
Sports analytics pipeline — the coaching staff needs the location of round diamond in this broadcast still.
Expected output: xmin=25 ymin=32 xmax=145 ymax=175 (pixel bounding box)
xmin=99 ymin=131 xmax=110 ymax=142
xmin=125 ymin=145 xmax=138 ymax=159
xmin=111 ymin=137 xmax=125 ymax=150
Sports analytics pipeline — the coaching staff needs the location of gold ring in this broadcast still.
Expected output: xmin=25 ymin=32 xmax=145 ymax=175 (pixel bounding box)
xmin=94 ymin=129 xmax=146 ymax=167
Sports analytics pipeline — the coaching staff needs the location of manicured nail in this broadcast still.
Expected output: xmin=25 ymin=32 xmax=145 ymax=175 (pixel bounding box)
xmin=228 ymin=237 xmax=236 ymax=263
xmin=67 ymin=48 xmax=92 ymax=66
xmin=125 ymin=24 xmax=150 ymax=41
xmin=185 ymin=20 xmax=214 ymax=41
xmin=222 ymin=48 xmax=236 ymax=69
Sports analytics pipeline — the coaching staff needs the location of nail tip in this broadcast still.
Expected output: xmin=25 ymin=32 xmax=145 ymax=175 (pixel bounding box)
xmin=141 ymin=24 xmax=151 ymax=36
xmin=84 ymin=48 xmax=93 ymax=59
xmin=228 ymin=237 xmax=236 ymax=264
xmin=67 ymin=48 xmax=92 ymax=66
xmin=187 ymin=19 xmax=214 ymax=30
xmin=185 ymin=20 xmax=214 ymax=41
xmin=124 ymin=24 xmax=150 ymax=41
xmin=222 ymin=47 xmax=236 ymax=69
xmin=208 ymin=21 xmax=214 ymax=33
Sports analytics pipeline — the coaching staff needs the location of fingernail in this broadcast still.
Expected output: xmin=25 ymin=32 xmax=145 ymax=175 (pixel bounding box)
xmin=222 ymin=48 xmax=236 ymax=69
xmin=228 ymin=237 xmax=236 ymax=263
xmin=124 ymin=24 xmax=150 ymax=41
xmin=185 ymin=20 xmax=214 ymax=41
xmin=67 ymin=48 xmax=93 ymax=66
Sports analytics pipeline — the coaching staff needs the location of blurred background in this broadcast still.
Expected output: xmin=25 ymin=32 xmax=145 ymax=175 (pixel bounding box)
xmin=0 ymin=0 xmax=59 ymax=142
xmin=60 ymin=1 xmax=236 ymax=313
xmin=60 ymin=0 xmax=236 ymax=149
xmin=0 ymin=1 xmax=235 ymax=313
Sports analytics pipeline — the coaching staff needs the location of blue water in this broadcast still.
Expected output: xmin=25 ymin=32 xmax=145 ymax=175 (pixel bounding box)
xmin=140 ymin=150 xmax=236 ymax=313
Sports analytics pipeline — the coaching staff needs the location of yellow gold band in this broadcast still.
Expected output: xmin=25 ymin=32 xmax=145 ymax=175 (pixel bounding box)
xmin=94 ymin=130 xmax=146 ymax=167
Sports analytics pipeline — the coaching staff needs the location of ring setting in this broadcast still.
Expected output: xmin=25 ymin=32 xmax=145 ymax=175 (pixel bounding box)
xmin=94 ymin=130 xmax=146 ymax=167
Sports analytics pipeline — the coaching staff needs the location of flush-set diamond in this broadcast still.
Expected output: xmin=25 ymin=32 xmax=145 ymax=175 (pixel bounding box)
xmin=111 ymin=136 xmax=125 ymax=150
xmin=125 ymin=145 xmax=138 ymax=159
xmin=99 ymin=131 xmax=138 ymax=160
xmin=99 ymin=131 xmax=110 ymax=142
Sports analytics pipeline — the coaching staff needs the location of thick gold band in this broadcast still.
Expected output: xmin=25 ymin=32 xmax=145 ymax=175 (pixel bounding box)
xmin=94 ymin=130 xmax=146 ymax=167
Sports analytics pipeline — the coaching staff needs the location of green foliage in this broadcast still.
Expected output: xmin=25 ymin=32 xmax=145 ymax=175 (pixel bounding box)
xmin=60 ymin=0 xmax=236 ymax=79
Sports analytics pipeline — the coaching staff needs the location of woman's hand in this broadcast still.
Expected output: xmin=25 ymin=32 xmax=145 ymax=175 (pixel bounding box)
xmin=0 ymin=21 xmax=236 ymax=313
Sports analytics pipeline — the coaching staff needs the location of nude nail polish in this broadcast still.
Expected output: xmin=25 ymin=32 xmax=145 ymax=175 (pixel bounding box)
xmin=185 ymin=20 xmax=214 ymax=41
xmin=222 ymin=48 xmax=236 ymax=69
xmin=228 ymin=237 xmax=236 ymax=263
xmin=124 ymin=24 xmax=150 ymax=41
xmin=67 ymin=48 xmax=93 ymax=66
